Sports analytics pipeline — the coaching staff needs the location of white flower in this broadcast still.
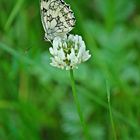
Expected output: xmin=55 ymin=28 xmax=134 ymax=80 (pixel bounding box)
xmin=49 ymin=34 xmax=91 ymax=70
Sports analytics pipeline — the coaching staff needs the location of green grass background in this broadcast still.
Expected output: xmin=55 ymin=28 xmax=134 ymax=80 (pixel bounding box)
xmin=0 ymin=0 xmax=140 ymax=140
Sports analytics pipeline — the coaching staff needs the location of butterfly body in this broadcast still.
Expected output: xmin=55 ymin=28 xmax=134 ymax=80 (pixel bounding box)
xmin=40 ymin=0 xmax=75 ymax=41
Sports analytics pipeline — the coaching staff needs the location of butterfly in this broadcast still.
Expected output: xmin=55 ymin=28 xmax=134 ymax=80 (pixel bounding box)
xmin=40 ymin=0 xmax=76 ymax=41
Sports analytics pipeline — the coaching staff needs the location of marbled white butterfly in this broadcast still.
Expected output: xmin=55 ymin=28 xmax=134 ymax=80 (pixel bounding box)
xmin=40 ymin=0 xmax=76 ymax=41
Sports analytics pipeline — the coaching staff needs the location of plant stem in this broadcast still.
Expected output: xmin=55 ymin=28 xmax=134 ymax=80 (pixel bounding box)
xmin=70 ymin=69 xmax=90 ymax=140
xmin=106 ymin=80 xmax=117 ymax=140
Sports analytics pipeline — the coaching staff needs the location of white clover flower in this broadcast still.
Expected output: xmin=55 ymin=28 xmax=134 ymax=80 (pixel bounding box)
xmin=49 ymin=34 xmax=91 ymax=70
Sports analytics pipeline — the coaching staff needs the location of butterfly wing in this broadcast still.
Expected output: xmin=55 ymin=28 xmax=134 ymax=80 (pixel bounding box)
xmin=40 ymin=0 xmax=75 ymax=41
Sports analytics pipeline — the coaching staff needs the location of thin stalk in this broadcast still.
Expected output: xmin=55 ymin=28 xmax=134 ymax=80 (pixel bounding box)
xmin=70 ymin=69 xmax=90 ymax=140
xmin=5 ymin=0 xmax=24 ymax=31
xmin=106 ymin=80 xmax=117 ymax=140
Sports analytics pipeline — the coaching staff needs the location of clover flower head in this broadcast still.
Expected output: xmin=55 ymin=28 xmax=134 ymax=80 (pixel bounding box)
xmin=49 ymin=34 xmax=91 ymax=70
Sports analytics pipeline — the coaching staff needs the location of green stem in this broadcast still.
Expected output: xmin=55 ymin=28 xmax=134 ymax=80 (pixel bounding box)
xmin=5 ymin=0 xmax=24 ymax=31
xmin=106 ymin=80 xmax=117 ymax=140
xmin=70 ymin=69 xmax=90 ymax=140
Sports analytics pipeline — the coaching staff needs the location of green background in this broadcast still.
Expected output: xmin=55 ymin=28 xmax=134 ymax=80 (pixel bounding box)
xmin=0 ymin=0 xmax=140 ymax=140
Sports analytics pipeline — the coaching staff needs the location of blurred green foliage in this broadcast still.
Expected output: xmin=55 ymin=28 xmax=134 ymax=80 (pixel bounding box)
xmin=0 ymin=0 xmax=140 ymax=140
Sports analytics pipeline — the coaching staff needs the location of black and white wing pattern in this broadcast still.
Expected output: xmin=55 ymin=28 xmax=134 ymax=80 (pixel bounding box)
xmin=40 ymin=0 xmax=76 ymax=41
